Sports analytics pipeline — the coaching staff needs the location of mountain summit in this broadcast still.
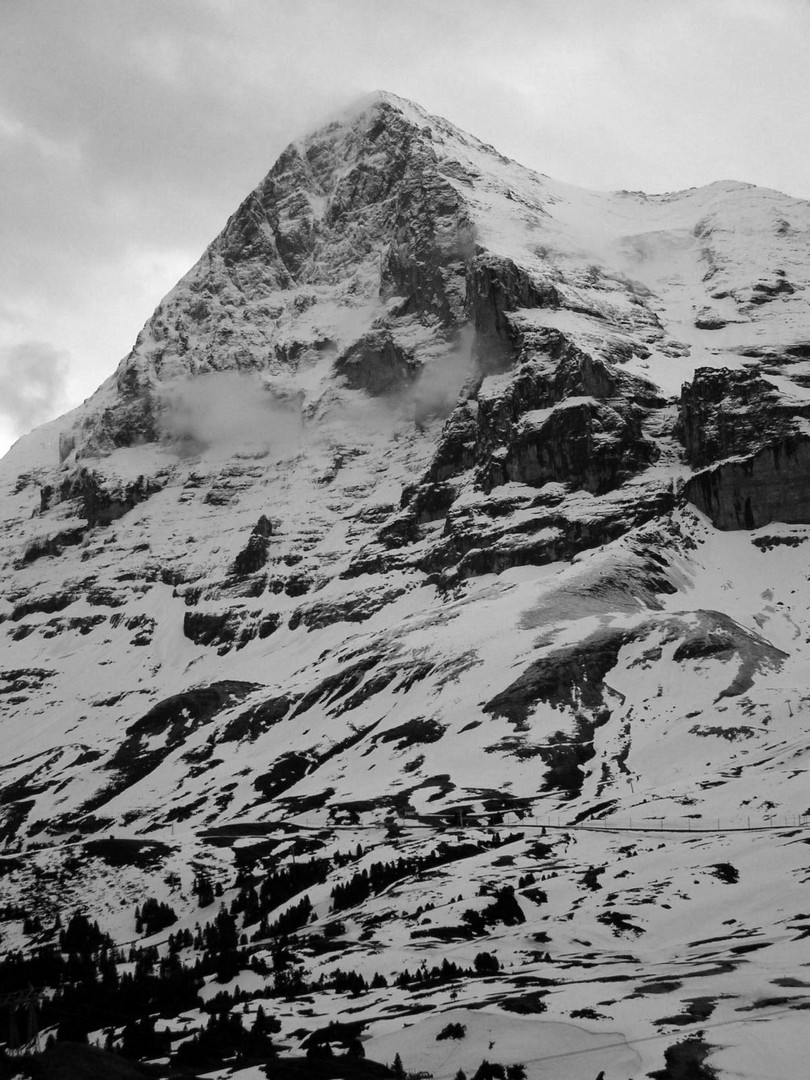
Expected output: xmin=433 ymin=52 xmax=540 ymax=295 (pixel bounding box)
xmin=2 ymin=94 xmax=810 ymax=1077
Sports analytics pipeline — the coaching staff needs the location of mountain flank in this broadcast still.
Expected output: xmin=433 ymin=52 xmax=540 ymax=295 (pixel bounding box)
xmin=2 ymin=91 xmax=810 ymax=1079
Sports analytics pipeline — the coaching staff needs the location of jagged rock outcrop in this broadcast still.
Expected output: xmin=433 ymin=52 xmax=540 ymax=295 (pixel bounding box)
xmin=679 ymin=367 xmax=810 ymax=468
xmin=685 ymin=434 xmax=810 ymax=529
xmin=334 ymin=329 xmax=419 ymax=394
xmin=357 ymin=318 xmax=664 ymax=578
xmin=59 ymin=96 xmax=477 ymax=463
xmin=485 ymin=396 xmax=654 ymax=493
xmin=680 ymin=367 xmax=810 ymax=528
xmin=231 ymin=514 xmax=275 ymax=576
xmin=468 ymin=254 xmax=561 ymax=364
xmin=421 ymin=480 xmax=675 ymax=579
xmin=184 ymin=607 xmax=280 ymax=653
xmin=41 ymin=467 xmax=165 ymax=526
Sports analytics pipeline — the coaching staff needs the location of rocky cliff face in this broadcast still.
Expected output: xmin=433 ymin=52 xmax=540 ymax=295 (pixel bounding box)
xmin=685 ymin=431 xmax=810 ymax=528
xmin=2 ymin=93 xmax=810 ymax=1078
xmin=679 ymin=367 xmax=806 ymax=467
xmin=680 ymin=367 xmax=810 ymax=528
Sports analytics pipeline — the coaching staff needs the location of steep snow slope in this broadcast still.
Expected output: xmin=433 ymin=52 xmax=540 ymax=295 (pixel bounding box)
xmin=2 ymin=92 xmax=810 ymax=1078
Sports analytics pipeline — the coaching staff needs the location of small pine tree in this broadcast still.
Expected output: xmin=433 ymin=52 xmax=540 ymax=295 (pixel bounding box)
xmin=347 ymin=1036 xmax=365 ymax=1058
xmin=253 ymin=1004 xmax=266 ymax=1034
xmin=393 ymin=1051 xmax=406 ymax=1078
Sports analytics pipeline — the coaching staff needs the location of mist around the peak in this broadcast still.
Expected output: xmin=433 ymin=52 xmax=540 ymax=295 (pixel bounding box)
xmin=410 ymin=327 xmax=475 ymax=427
xmin=157 ymin=371 xmax=304 ymax=456
xmin=155 ymin=330 xmax=474 ymax=457
xmin=316 ymin=327 xmax=475 ymax=437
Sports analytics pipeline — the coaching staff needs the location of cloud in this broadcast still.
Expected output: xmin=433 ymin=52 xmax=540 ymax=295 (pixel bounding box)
xmin=157 ymin=371 xmax=303 ymax=456
xmin=0 ymin=341 xmax=70 ymax=438
xmin=155 ymin=338 xmax=475 ymax=463
xmin=411 ymin=328 xmax=475 ymax=427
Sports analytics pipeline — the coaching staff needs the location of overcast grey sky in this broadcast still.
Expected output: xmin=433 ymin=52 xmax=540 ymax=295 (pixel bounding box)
xmin=1 ymin=0 xmax=809 ymax=456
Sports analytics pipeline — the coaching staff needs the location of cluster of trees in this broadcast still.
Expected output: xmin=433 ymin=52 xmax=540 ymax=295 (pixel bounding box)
xmin=230 ymin=858 xmax=330 ymax=932
xmin=331 ymin=840 xmax=487 ymax=914
xmin=193 ymin=906 xmax=244 ymax=982
xmin=135 ymin=897 xmax=177 ymax=936
xmin=462 ymin=886 xmax=525 ymax=934
xmin=0 ymin=837 xmax=536 ymax=1074
xmin=1 ymin=941 xmax=200 ymax=1043
xmin=251 ymin=894 xmax=313 ymax=942
xmin=0 ymin=908 xmax=257 ymax=1043
xmin=466 ymin=1064 xmax=526 ymax=1080
xmin=198 ymin=906 xmax=239 ymax=954
xmin=59 ymin=911 xmax=113 ymax=954
xmin=172 ymin=1006 xmax=278 ymax=1069
xmin=167 ymin=925 xmax=194 ymax=951
xmin=117 ymin=1015 xmax=169 ymax=1060
xmin=303 ymin=1018 xmax=367 ymax=1059
xmin=111 ymin=1001 xmax=280 ymax=1067
xmin=390 ymin=951 xmax=496 ymax=991
xmin=23 ymin=913 xmax=44 ymax=935
xmin=245 ymin=946 xmax=501 ymax=1003
xmin=193 ymin=874 xmax=222 ymax=907
xmin=330 ymin=968 xmax=388 ymax=996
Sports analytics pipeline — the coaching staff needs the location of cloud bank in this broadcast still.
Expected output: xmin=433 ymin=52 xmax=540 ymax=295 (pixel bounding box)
xmin=157 ymin=371 xmax=304 ymax=456
xmin=0 ymin=341 xmax=70 ymax=440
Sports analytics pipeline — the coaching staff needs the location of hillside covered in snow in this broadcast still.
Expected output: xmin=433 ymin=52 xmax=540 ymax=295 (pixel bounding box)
xmin=2 ymin=92 xmax=810 ymax=1079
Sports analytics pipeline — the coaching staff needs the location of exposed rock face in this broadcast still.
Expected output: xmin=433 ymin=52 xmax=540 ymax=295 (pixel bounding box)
xmin=356 ymin=311 xmax=665 ymax=578
xmin=419 ymin=480 xmax=675 ymax=579
xmin=488 ymin=396 xmax=654 ymax=493
xmin=60 ymin=97 xmax=475 ymax=463
xmin=335 ymin=329 xmax=419 ymax=394
xmin=680 ymin=367 xmax=810 ymax=528
xmin=468 ymin=254 xmax=561 ymax=364
xmin=685 ymin=434 xmax=810 ymax=529
xmin=679 ymin=367 xmax=810 ymax=468
xmin=287 ymin=584 xmax=408 ymax=631
xmin=473 ymin=340 xmax=659 ymax=494
xmin=41 ymin=468 xmax=165 ymax=526
xmin=231 ymin=514 xmax=275 ymax=576
xmin=183 ymin=607 xmax=280 ymax=653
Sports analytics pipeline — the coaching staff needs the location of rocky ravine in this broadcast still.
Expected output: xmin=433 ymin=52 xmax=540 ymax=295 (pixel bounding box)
xmin=2 ymin=93 xmax=810 ymax=1078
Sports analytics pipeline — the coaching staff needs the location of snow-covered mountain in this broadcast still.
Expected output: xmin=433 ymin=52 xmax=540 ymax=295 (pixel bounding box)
xmin=3 ymin=92 xmax=810 ymax=1078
